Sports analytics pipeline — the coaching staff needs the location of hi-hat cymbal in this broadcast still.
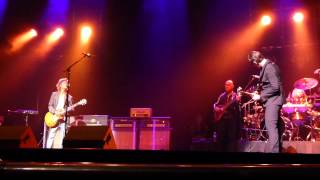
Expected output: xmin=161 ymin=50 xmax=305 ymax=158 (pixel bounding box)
xmin=294 ymin=78 xmax=318 ymax=90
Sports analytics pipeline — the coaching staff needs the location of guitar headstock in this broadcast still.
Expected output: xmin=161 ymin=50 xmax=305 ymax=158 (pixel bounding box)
xmin=77 ymin=99 xmax=87 ymax=106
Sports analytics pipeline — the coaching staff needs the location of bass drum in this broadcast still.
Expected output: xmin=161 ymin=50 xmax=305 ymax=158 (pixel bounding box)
xmin=258 ymin=116 xmax=294 ymax=141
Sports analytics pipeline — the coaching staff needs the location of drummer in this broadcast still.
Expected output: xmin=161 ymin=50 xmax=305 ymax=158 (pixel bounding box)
xmin=284 ymin=88 xmax=311 ymax=126
xmin=291 ymin=88 xmax=308 ymax=104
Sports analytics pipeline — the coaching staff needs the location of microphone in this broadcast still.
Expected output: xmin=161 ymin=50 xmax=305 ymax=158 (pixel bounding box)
xmin=251 ymin=75 xmax=260 ymax=79
xmin=82 ymin=52 xmax=93 ymax=57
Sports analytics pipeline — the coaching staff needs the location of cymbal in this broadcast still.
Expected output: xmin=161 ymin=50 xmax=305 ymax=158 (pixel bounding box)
xmin=294 ymin=78 xmax=318 ymax=90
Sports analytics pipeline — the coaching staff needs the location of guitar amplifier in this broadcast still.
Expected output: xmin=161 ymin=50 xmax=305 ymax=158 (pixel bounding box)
xmin=110 ymin=117 xmax=136 ymax=150
xmin=69 ymin=115 xmax=109 ymax=126
xmin=140 ymin=117 xmax=171 ymax=128
xmin=139 ymin=117 xmax=171 ymax=150
xmin=130 ymin=108 xmax=152 ymax=118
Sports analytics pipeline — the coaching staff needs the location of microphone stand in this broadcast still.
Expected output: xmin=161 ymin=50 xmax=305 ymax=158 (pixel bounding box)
xmin=63 ymin=54 xmax=89 ymax=136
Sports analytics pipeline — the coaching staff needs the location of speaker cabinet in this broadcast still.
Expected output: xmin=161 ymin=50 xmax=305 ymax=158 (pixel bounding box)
xmin=110 ymin=117 xmax=136 ymax=150
xmin=63 ymin=126 xmax=116 ymax=149
xmin=0 ymin=126 xmax=38 ymax=148
xmin=139 ymin=118 xmax=171 ymax=150
xmin=110 ymin=117 xmax=171 ymax=150
xmin=139 ymin=128 xmax=171 ymax=150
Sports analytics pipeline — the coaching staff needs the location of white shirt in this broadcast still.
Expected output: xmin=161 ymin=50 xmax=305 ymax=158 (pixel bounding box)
xmin=56 ymin=93 xmax=66 ymax=111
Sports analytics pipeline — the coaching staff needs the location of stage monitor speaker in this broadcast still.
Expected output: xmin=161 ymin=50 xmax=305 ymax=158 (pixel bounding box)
xmin=0 ymin=126 xmax=38 ymax=148
xmin=63 ymin=126 xmax=116 ymax=149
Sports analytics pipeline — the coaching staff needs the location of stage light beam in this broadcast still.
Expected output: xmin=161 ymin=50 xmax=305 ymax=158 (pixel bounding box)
xmin=10 ymin=28 xmax=38 ymax=52
xmin=293 ymin=12 xmax=304 ymax=23
xmin=48 ymin=28 xmax=64 ymax=43
xmin=81 ymin=26 xmax=92 ymax=44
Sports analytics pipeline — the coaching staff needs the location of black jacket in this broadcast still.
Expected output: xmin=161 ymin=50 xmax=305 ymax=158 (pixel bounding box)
xmin=259 ymin=59 xmax=285 ymax=106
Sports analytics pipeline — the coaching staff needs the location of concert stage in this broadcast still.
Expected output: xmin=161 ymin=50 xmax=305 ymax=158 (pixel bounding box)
xmin=2 ymin=148 xmax=320 ymax=177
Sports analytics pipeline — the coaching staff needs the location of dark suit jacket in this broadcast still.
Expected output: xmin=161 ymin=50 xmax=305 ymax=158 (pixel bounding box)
xmin=259 ymin=59 xmax=285 ymax=107
xmin=48 ymin=91 xmax=73 ymax=114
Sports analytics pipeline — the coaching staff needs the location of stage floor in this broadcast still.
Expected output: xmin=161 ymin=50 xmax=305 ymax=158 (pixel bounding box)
xmin=2 ymin=148 xmax=320 ymax=177
xmin=240 ymin=140 xmax=320 ymax=153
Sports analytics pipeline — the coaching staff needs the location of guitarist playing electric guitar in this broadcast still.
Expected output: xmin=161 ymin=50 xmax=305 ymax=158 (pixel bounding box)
xmin=213 ymin=80 xmax=241 ymax=152
xmin=45 ymin=78 xmax=86 ymax=149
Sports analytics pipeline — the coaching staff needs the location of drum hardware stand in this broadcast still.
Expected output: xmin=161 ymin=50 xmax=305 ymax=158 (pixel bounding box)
xmin=241 ymin=100 xmax=268 ymax=141
xmin=306 ymin=116 xmax=318 ymax=141
xmin=281 ymin=132 xmax=292 ymax=141
xmin=280 ymin=115 xmax=294 ymax=141
xmin=305 ymin=126 xmax=314 ymax=141
xmin=285 ymin=130 xmax=293 ymax=141
xmin=292 ymin=124 xmax=305 ymax=141
xmin=256 ymin=123 xmax=268 ymax=141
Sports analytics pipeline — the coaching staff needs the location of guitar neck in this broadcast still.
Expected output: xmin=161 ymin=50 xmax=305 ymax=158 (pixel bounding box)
xmin=66 ymin=103 xmax=80 ymax=112
xmin=216 ymin=94 xmax=236 ymax=109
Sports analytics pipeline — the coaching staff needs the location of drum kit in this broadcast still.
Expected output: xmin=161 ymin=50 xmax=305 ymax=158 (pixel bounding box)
xmin=282 ymin=77 xmax=320 ymax=141
xmin=242 ymin=76 xmax=320 ymax=141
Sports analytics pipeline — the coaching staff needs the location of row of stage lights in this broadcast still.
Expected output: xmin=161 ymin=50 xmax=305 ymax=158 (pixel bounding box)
xmin=10 ymin=12 xmax=305 ymax=52
xmin=11 ymin=26 xmax=92 ymax=53
xmin=260 ymin=12 xmax=304 ymax=26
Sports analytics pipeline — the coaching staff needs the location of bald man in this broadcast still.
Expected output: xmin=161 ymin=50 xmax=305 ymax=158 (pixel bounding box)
xmin=213 ymin=80 xmax=241 ymax=152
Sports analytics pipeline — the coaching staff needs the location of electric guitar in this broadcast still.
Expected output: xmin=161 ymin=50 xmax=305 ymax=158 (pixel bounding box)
xmin=213 ymin=87 xmax=241 ymax=123
xmin=45 ymin=99 xmax=87 ymax=128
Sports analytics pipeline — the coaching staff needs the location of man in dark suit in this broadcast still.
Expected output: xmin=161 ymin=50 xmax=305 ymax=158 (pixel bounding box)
xmin=248 ymin=51 xmax=285 ymax=153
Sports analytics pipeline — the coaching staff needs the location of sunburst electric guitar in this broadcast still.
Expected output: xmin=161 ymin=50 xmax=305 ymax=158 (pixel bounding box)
xmin=45 ymin=99 xmax=87 ymax=128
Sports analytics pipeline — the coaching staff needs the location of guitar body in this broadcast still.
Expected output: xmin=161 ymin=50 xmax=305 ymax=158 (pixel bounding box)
xmin=214 ymin=106 xmax=224 ymax=123
xmin=214 ymin=91 xmax=241 ymax=123
xmin=44 ymin=98 xmax=87 ymax=128
xmin=45 ymin=112 xmax=64 ymax=128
